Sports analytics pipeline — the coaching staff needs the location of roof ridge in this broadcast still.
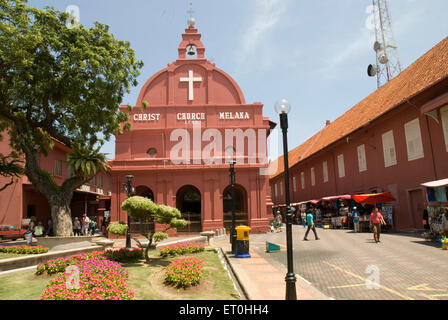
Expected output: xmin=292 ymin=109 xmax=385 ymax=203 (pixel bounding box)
xmin=270 ymin=37 xmax=448 ymax=179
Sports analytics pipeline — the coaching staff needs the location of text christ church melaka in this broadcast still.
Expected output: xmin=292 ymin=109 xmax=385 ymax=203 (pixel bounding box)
xmin=109 ymin=19 xmax=275 ymax=235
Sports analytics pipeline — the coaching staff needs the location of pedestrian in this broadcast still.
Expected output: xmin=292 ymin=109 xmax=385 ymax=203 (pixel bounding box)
xmin=89 ymin=218 xmax=96 ymax=235
xmin=442 ymin=207 xmax=448 ymax=238
xmin=351 ymin=206 xmax=360 ymax=233
xmin=275 ymin=211 xmax=283 ymax=232
xmin=303 ymin=210 xmax=319 ymax=241
xmin=423 ymin=209 xmax=430 ymax=230
xmin=370 ymin=207 xmax=386 ymax=243
xmin=34 ymin=221 xmax=44 ymax=237
xmin=73 ymin=217 xmax=81 ymax=236
xmin=301 ymin=210 xmax=307 ymax=228
xmin=81 ymin=214 xmax=90 ymax=236
xmin=25 ymin=216 xmax=36 ymax=245
xmin=45 ymin=218 xmax=54 ymax=237
xmin=101 ymin=218 xmax=107 ymax=235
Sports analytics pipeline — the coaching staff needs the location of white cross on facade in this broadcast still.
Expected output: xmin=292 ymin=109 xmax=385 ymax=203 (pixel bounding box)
xmin=180 ymin=70 xmax=202 ymax=101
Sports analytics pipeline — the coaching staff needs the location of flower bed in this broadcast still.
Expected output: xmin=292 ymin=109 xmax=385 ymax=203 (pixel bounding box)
xmin=164 ymin=257 xmax=204 ymax=288
xmin=104 ymin=248 xmax=143 ymax=262
xmin=40 ymin=258 xmax=135 ymax=300
xmin=0 ymin=245 xmax=49 ymax=255
xmin=35 ymin=251 xmax=106 ymax=276
xmin=159 ymin=242 xmax=205 ymax=257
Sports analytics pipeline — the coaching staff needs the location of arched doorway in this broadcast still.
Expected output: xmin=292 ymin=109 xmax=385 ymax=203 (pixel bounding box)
xmin=176 ymin=185 xmax=202 ymax=232
xmin=223 ymin=184 xmax=248 ymax=230
xmin=131 ymin=186 xmax=155 ymax=234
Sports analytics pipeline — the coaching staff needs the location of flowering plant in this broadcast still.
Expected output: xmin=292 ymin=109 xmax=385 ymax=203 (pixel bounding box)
xmin=159 ymin=242 xmax=205 ymax=258
xmin=0 ymin=245 xmax=48 ymax=254
xmin=104 ymin=248 xmax=143 ymax=262
xmin=35 ymin=251 xmax=106 ymax=276
xmin=40 ymin=258 xmax=135 ymax=300
xmin=164 ymin=257 xmax=203 ymax=288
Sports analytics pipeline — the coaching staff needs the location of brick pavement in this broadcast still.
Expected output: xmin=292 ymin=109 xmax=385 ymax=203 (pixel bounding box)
xmin=248 ymin=226 xmax=448 ymax=300
xmin=211 ymin=237 xmax=330 ymax=300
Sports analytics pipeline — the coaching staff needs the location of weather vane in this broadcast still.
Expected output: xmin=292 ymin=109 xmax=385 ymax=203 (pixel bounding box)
xmin=187 ymin=1 xmax=195 ymax=27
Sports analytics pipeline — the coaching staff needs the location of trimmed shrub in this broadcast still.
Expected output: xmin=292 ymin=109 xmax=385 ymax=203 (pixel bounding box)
xmin=0 ymin=245 xmax=49 ymax=255
xmin=106 ymin=221 xmax=128 ymax=236
xmin=103 ymin=248 xmax=143 ymax=262
xmin=159 ymin=242 xmax=205 ymax=258
xmin=164 ymin=257 xmax=204 ymax=288
xmin=40 ymin=258 xmax=135 ymax=300
xmin=35 ymin=251 xmax=106 ymax=276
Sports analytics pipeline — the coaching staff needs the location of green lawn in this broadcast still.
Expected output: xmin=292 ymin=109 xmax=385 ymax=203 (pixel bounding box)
xmin=127 ymin=249 xmax=239 ymax=300
xmin=0 ymin=247 xmax=240 ymax=300
xmin=0 ymin=270 xmax=53 ymax=300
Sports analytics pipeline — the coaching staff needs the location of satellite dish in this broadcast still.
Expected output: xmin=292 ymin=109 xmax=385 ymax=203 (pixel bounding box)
xmin=367 ymin=64 xmax=377 ymax=77
xmin=373 ymin=41 xmax=382 ymax=52
xmin=379 ymin=53 xmax=389 ymax=64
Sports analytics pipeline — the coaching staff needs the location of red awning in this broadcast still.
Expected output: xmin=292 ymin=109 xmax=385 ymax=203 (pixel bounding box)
xmin=352 ymin=192 xmax=396 ymax=204
xmin=321 ymin=194 xmax=352 ymax=201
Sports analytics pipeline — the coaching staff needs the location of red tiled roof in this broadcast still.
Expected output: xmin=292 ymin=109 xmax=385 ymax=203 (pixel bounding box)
xmin=270 ymin=37 xmax=448 ymax=179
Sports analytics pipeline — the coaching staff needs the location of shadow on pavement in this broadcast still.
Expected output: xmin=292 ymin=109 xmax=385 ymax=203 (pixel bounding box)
xmin=411 ymin=240 xmax=443 ymax=249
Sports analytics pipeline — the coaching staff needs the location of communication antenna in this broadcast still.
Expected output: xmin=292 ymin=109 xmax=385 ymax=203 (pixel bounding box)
xmin=367 ymin=0 xmax=402 ymax=89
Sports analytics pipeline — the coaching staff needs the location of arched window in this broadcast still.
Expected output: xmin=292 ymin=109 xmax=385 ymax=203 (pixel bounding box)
xmin=147 ymin=148 xmax=157 ymax=158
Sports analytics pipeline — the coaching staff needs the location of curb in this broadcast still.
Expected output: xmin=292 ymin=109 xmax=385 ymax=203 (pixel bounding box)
xmin=215 ymin=246 xmax=249 ymax=300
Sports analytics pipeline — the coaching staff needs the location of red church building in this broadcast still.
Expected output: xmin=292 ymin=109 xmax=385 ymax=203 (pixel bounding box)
xmin=109 ymin=20 xmax=274 ymax=235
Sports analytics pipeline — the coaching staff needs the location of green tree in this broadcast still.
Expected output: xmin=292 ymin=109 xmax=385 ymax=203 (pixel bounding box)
xmin=117 ymin=196 xmax=189 ymax=262
xmin=0 ymin=0 xmax=143 ymax=235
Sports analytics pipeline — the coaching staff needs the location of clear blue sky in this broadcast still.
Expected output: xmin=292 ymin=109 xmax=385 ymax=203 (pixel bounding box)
xmin=29 ymin=0 xmax=448 ymax=160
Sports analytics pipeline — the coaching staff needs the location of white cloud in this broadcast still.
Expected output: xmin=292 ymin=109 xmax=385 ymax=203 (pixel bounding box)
xmin=234 ymin=0 xmax=291 ymax=75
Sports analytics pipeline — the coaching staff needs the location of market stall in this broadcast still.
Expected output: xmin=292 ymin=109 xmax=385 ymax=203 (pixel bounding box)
xmin=352 ymin=192 xmax=396 ymax=232
xmin=421 ymin=179 xmax=448 ymax=242
xmin=319 ymin=195 xmax=352 ymax=229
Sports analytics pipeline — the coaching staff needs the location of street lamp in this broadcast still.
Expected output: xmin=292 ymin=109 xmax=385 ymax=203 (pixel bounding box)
xmin=122 ymin=174 xmax=135 ymax=249
xmin=225 ymin=146 xmax=237 ymax=254
xmin=275 ymin=98 xmax=297 ymax=300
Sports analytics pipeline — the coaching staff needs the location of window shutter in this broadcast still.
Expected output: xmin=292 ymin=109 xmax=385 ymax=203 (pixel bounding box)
xmin=301 ymin=172 xmax=305 ymax=189
xmin=404 ymin=118 xmax=424 ymax=161
xmin=311 ymin=167 xmax=316 ymax=186
xmin=323 ymin=161 xmax=329 ymax=183
xmin=382 ymin=130 xmax=397 ymax=167
xmin=357 ymin=144 xmax=367 ymax=172
xmin=441 ymin=105 xmax=448 ymax=152
xmin=337 ymin=154 xmax=345 ymax=178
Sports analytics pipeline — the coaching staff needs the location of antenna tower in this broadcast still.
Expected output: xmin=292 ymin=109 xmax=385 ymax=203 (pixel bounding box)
xmin=367 ymin=0 xmax=402 ymax=89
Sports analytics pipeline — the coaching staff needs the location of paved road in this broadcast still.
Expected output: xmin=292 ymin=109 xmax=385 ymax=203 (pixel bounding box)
xmin=249 ymin=226 xmax=448 ymax=300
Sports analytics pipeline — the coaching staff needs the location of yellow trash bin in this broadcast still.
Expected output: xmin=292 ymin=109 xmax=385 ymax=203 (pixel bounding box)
xmin=235 ymin=226 xmax=251 ymax=258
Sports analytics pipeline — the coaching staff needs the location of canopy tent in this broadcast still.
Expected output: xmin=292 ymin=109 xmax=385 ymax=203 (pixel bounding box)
xmin=352 ymin=192 xmax=396 ymax=205
xmin=294 ymin=199 xmax=320 ymax=206
xmin=321 ymin=194 xmax=352 ymax=201
xmin=421 ymin=178 xmax=448 ymax=188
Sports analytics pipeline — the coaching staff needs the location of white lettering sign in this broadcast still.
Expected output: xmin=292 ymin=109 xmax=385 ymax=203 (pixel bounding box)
xmin=133 ymin=113 xmax=161 ymax=122
xmin=219 ymin=112 xmax=250 ymax=120
xmin=177 ymin=113 xmax=206 ymax=121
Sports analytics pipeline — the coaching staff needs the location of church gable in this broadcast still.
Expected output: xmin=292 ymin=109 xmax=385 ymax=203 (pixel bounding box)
xmin=136 ymin=25 xmax=245 ymax=107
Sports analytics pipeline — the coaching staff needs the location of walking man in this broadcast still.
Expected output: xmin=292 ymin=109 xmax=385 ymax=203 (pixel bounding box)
xmin=351 ymin=206 xmax=360 ymax=233
xmin=304 ymin=210 xmax=319 ymax=241
xmin=370 ymin=207 xmax=386 ymax=243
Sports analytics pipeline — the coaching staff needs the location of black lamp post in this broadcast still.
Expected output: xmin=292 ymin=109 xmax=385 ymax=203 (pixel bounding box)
xmin=275 ymin=98 xmax=297 ymax=300
xmin=226 ymin=146 xmax=237 ymax=254
xmin=122 ymin=174 xmax=135 ymax=249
